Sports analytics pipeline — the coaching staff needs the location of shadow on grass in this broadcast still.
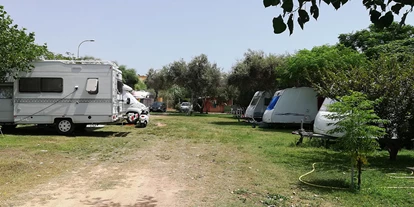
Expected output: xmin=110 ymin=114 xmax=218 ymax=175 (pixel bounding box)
xmin=368 ymin=154 xmax=414 ymax=174
xmin=298 ymin=178 xmax=351 ymax=191
xmin=4 ymin=126 xmax=130 ymax=138
xmin=209 ymin=121 xmax=251 ymax=126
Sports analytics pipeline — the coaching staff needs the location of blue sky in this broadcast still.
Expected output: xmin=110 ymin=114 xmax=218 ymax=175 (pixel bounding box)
xmin=2 ymin=1 xmax=413 ymax=75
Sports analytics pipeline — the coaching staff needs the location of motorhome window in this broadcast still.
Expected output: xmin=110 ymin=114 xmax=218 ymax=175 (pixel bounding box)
xmin=19 ymin=78 xmax=41 ymax=93
xmin=41 ymin=78 xmax=63 ymax=92
xmin=117 ymin=81 xmax=123 ymax=94
xmin=86 ymin=78 xmax=99 ymax=94
xmin=250 ymin=97 xmax=260 ymax=106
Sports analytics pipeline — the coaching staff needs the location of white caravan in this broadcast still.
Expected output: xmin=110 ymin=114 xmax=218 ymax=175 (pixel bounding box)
xmin=313 ymin=98 xmax=345 ymax=138
xmin=0 ymin=60 xmax=124 ymax=135
xmin=262 ymin=87 xmax=321 ymax=125
xmin=244 ymin=91 xmax=272 ymax=122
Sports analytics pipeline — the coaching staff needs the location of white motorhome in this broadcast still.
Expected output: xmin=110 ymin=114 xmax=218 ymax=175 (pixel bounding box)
xmin=121 ymin=84 xmax=149 ymax=123
xmin=262 ymin=87 xmax=322 ymax=125
xmin=313 ymin=98 xmax=345 ymax=138
xmin=0 ymin=60 xmax=124 ymax=135
xmin=244 ymin=91 xmax=272 ymax=122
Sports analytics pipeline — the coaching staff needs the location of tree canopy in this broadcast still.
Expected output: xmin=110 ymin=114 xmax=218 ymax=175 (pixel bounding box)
xmin=0 ymin=5 xmax=48 ymax=82
xmin=263 ymin=0 xmax=414 ymax=35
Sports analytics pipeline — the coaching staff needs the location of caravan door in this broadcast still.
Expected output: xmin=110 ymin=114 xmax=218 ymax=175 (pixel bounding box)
xmin=0 ymin=84 xmax=14 ymax=123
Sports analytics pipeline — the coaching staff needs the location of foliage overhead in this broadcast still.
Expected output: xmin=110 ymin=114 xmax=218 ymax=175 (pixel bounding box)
xmin=263 ymin=0 xmax=414 ymax=35
xmin=0 ymin=5 xmax=48 ymax=82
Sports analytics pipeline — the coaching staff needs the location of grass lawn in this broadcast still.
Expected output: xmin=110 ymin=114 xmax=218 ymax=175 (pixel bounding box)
xmin=1 ymin=113 xmax=414 ymax=206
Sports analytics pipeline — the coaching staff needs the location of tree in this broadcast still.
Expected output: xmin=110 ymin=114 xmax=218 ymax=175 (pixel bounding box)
xmin=338 ymin=22 xmax=414 ymax=56
xmin=118 ymin=65 xmax=139 ymax=88
xmin=184 ymin=54 xmax=222 ymax=113
xmin=228 ymin=49 xmax=286 ymax=107
xmin=0 ymin=5 xmax=48 ymax=82
xmin=326 ymin=91 xmax=387 ymax=189
xmin=134 ymin=78 xmax=147 ymax=91
xmin=263 ymin=0 xmax=414 ymax=35
xmin=337 ymin=23 xmax=414 ymax=159
xmin=144 ymin=68 xmax=167 ymax=101
xmin=281 ymin=44 xmax=368 ymax=98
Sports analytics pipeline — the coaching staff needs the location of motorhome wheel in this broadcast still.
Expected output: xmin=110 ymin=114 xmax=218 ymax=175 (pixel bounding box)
xmin=126 ymin=112 xmax=138 ymax=124
xmin=141 ymin=121 xmax=147 ymax=128
xmin=55 ymin=119 xmax=75 ymax=135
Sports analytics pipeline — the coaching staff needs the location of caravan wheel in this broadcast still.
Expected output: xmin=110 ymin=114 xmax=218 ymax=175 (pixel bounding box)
xmin=55 ymin=119 xmax=75 ymax=135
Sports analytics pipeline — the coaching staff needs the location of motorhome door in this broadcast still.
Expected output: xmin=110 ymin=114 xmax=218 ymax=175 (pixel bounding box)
xmin=0 ymin=84 xmax=14 ymax=123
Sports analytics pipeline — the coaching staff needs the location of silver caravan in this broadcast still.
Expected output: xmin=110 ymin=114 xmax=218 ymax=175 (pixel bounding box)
xmin=313 ymin=98 xmax=345 ymax=138
xmin=262 ymin=87 xmax=322 ymax=125
xmin=0 ymin=60 xmax=124 ymax=135
xmin=244 ymin=91 xmax=272 ymax=122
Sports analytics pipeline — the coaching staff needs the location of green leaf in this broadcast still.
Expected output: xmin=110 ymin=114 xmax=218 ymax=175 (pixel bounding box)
xmin=263 ymin=0 xmax=281 ymax=7
xmin=391 ymin=3 xmax=403 ymax=15
xmin=378 ymin=11 xmax=394 ymax=28
xmin=272 ymin=15 xmax=287 ymax=34
xmin=298 ymin=9 xmax=310 ymax=24
xmin=341 ymin=0 xmax=348 ymax=4
xmin=310 ymin=5 xmax=319 ymax=20
xmin=332 ymin=0 xmax=341 ymax=10
xmin=322 ymin=0 xmax=331 ymax=5
xmin=370 ymin=9 xmax=381 ymax=23
xmin=281 ymin=0 xmax=294 ymax=12
xmin=287 ymin=14 xmax=294 ymax=35
xmin=400 ymin=12 xmax=408 ymax=26
xmin=297 ymin=17 xmax=304 ymax=30
xmin=380 ymin=3 xmax=386 ymax=11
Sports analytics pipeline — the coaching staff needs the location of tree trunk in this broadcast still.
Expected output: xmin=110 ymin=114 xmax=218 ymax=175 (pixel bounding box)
xmin=357 ymin=158 xmax=362 ymax=189
xmin=154 ymin=91 xmax=159 ymax=102
xmin=387 ymin=140 xmax=400 ymax=161
xmin=350 ymin=160 xmax=354 ymax=189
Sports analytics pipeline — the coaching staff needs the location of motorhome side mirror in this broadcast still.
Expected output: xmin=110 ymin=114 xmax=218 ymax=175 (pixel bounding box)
xmin=126 ymin=98 xmax=131 ymax=104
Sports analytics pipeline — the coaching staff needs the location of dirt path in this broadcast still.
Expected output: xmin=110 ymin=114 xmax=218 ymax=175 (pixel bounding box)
xmin=8 ymin=140 xmax=192 ymax=207
xmin=5 ymin=137 xmax=250 ymax=207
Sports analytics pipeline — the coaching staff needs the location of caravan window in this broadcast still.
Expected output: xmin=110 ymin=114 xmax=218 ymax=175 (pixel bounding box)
xmin=250 ymin=97 xmax=260 ymax=106
xmin=19 ymin=78 xmax=41 ymax=93
xmin=19 ymin=77 xmax=63 ymax=93
xmin=86 ymin=78 xmax=99 ymax=94
xmin=41 ymin=78 xmax=63 ymax=92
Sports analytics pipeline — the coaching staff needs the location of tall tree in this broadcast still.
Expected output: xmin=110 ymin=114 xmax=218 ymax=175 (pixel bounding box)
xmin=118 ymin=65 xmax=139 ymax=88
xmin=338 ymin=22 xmax=414 ymax=55
xmin=145 ymin=68 xmax=167 ymax=101
xmin=337 ymin=23 xmax=414 ymax=158
xmin=184 ymin=54 xmax=222 ymax=113
xmin=285 ymin=44 xmax=368 ymax=98
xmin=0 ymin=5 xmax=48 ymax=82
xmin=228 ymin=49 xmax=286 ymax=107
xmin=263 ymin=0 xmax=413 ymax=35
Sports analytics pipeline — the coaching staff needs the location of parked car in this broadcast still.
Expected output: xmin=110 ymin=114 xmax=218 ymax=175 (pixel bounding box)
xmin=179 ymin=102 xmax=191 ymax=112
xmin=150 ymin=102 xmax=167 ymax=112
